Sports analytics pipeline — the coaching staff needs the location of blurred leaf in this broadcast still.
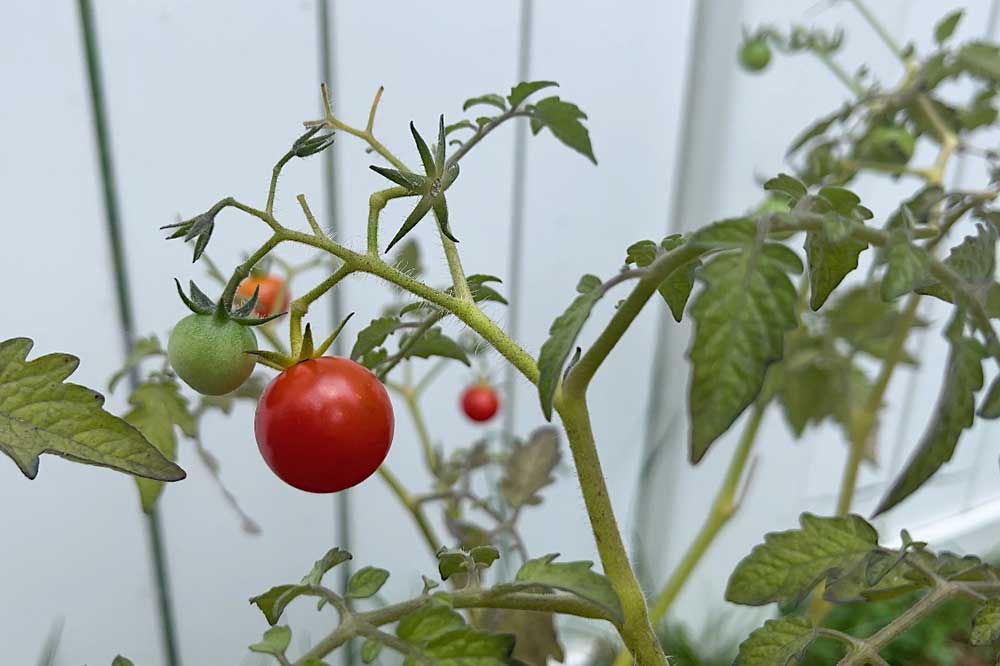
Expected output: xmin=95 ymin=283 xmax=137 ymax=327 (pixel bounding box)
xmin=501 ymin=426 xmax=561 ymax=509
xmin=471 ymin=545 xmax=501 ymax=568
xmin=397 ymin=605 xmax=466 ymax=643
xmin=918 ymin=224 xmax=997 ymax=305
xmin=763 ymin=173 xmax=807 ymax=204
xmin=111 ymin=658 xmax=134 ymax=666
xmin=423 ymin=627 xmax=520 ymax=666
xmin=734 ymin=617 xmax=815 ymax=666
xmin=392 ymin=240 xmax=423 ymax=278
xmin=508 ymin=81 xmax=558 ymax=108
xmin=935 ymin=9 xmax=964 ymax=43
xmin=401 ymin=328 xmax=471 ymax=365
xmin=537 ymin=275 xmax=604 ymax=420
xmin=108 ymin=335 xmax=165 ymax=392
xmin=826 ymin=286 xmax=925 ymax=363
xmin=352 ymin=317 xmax=402 ymax=362
xmin=805 ymin=216 xmax=867 ymax=310
xmin=875 ymin=334 xmax=986 ymax=516
xmin=361 ymin=638 xmax=383 ymax=663
xmin=249 ymin=626 xmax=292 ymax=657
xmin=0 ymin=338 xmax=186 ymax=482
xmin=487 ymin=610 xmax=564 ymax=666
xmin=959 ymin=42 xmax=1000 ymax=82
xmin=346 ymin=566 xmax=390 ymax=599
xmin=726 ymin=513 xmax=879 ymax=606
xmin=514 ymin=554 xmax=624 ymax=624
xmin=687 ymin=219 xmax=803 ymax=462
xmin=971 ymin=601 xmax=1000 ymax=645
xmin=125 ymin=379 xmax=197 ymax=513
xmin=530 ymin=96 xmax=597 ymax=164
xmin=881 ymin=230 xmax=930 ymax=301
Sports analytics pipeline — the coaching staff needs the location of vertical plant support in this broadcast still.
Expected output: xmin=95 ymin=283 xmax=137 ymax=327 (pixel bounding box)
xmin=75 ymin=1 xmax=181 ymax=664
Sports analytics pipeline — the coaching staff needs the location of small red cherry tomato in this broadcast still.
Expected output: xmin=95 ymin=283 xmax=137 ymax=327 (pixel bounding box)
xmin=461 ymin=384 xmax=500 ymax=423
xmin=254 ymin=357 xmax=394 ymax=493
xmin=237 ymin=275 xmax=290 ymax=317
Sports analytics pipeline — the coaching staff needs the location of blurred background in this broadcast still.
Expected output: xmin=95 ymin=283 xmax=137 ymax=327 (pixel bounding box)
xmin=4 ymin=1 xmax=1000 ymax=665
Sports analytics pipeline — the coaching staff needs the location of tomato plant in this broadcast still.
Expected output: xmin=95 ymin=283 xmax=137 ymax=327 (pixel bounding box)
xmin=255 ymin=356 xmax=394 ymax=493
xmin=12 ymin=4 xmax=1000 ymax=666
xmin=461 ymin=383 xmax=500 ymax=423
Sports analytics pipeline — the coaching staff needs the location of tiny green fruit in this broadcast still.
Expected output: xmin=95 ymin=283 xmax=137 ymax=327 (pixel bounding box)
xmin=168 ymin=314 xmax=257 ymax=395
xmin=740 ymin=40 xmax=772 ymax=72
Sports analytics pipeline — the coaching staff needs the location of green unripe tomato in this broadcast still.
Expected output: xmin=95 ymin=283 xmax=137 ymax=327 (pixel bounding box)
xmin=740 ymin=40 xmax=771 ymax=72
xmin=168 ymin=314 xmax=257 ymax=395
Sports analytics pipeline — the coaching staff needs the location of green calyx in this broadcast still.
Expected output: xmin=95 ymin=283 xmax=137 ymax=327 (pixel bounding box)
xmin=370 ymin=115 xmax=461 ymax=252
xmin=248 ymin=313 xmax=355 ymax=371
xmin=174 ymin=279 xmax=285 ymax=327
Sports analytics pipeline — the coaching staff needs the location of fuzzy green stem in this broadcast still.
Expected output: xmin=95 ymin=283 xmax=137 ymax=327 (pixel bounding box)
xmin=267 ymin=151 xmax=294 ymax=215
xmin=368 ymin=187 xmax=413 ymax=256
xmin=815 ymin=51 xmax=864 ymax=97
xmin=220 ymin=235 xmax=282 ymax=310
xmin=286 ymin=263 xmax=354 ymax=358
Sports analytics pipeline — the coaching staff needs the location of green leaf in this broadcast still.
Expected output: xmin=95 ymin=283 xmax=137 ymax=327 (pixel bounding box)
xmin=346 ymin=566 xmax=390 ymax=599
xmin=423 ymin=627 xmax=519 ymax=666
xmin=515 ymin=554 xmax=624 ymax=624
xmin=979 ymin=375 xmax=1000 ymax=418
xmin=124 ymin=379 xmax=197 ymax=513
xmin=112 ymin=658 xmax=135 ymax=666
xmin=888 ymin=186 xmax=945 ymax=229
xmin=530 ymin=96 xmax=596 ymax=164
xmin=787 ymin=106 xmax=852 ymax=155
xmin=687 ymin=220 xmax=803 ymax=462
xmin=462 ymin=94 xmax=507 ymax=112
xmin=972 ymin=601 xmax=1000 ymax=645
xmin=465 ymin=274 xmax=508 ymax=305
xmin=725 ymin=513 xmax=879 ymax=606
xmin=386 ymin=192 xmax=435 ymax=253
xmin=918 ymin=224 xmax=997 ymax=304
xmin=826 ymin=285 xmax=926 ymax=363
xmin=734 ymin=617 xmax=815 ymax=666
xmin=874 ymin=335 xmax=986 ymax=516
xmin=108 ymin=335 xmax=165 ymax=392
xmin=935 ymin=9 xmax=964 ymax=43
xmin=959 ymin=42 xmax=1000 ymax=82
xmin=351 ymin=317 xmax=402 ymax=362
xmin=0 ymin=338 xmax=186 ymax=482
xmin=438 ymin=550 xmax=469 ymax=581
xmin=401 ymin=328 xmax=471 ymax=366
xmin=625 ymin=239 xmax=699 ymax=321
xmin=392 ymin=240 xmax=423 ymax=278
xmin=249 ymin=584 xmax=306 ymax=625
xmin=397 ymin=605 xmax=467 ymax=643
xmin=304 ymin=547 xmax=353 ymax=586
xmin=507 ymin=81 xmax=558 ymax=108
xmin=470 ymin=545 xmax=501 ymax=568
xmin=763 ymin=173 xmax=807 ymax=204
xmin=500 ymin=426 xmax=560 ymax=509
xmin=249 ymin=626 xmax=292 ymax=656
xmin=536 ymin=275 xmax=604 ymax=420
xmin=881 ymin=230 xmax=930 ymax=301
xmin=361 ymin=638 xmax=383 ymax=663
xmin=487 ymin=610 xmax=564 ymax=666
xmin=805 ymin=216 xmax=867 ymax=310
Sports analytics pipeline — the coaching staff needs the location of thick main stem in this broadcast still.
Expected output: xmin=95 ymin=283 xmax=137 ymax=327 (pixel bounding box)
xmin=557 ymin=395 xmax=666 ymax=666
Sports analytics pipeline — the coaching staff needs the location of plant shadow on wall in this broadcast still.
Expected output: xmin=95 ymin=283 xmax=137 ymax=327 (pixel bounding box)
xmin=10 ymin=2 xmax=1000 ymax=665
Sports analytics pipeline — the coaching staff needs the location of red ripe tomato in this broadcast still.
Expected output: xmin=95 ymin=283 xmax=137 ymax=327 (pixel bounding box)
xmin=254 ymin=357 xmax=394 ymax=493
xmin=237 ymin=275 xmax=290 ymax=317
xmin=461 ymin=384 xmax=500 ymax=423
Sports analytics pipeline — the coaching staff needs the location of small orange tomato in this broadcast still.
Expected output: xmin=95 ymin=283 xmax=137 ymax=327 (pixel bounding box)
xmin=237 ymin=275 xmax=290 ymax=317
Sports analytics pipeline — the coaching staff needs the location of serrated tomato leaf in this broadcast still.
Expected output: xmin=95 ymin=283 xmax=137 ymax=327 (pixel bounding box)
xmin=734 ymin=617 xmax=815 ymax=666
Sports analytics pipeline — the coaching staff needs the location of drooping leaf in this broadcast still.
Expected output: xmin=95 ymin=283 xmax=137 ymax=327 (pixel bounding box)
xmin=486 ymin=610 xmax=564 ymax=666
xmin=687 ymin=220 xmax=803 ymax=462
xmin=401 ymin=328 xmax=470 ymax=366
xmin=500 ymin=426 xmax=560 ymax=509
xmin=917 ymin=224 xmax=997 ymax=306
xmin=508 ymin=81 xmax=558 ymax=109
xmin=805 ymin=216 xmax=867 ymax=310
xmin=249 ymin=626 xmax=292 ymax=657
xmin=464 ymin=274 xmax=508 ymax=305
xmin=438 ymin=549 xmax=470 ymax=581
xmin=250 ymin=584 xmax=307 ymax=625
xmin=874 ymin=335 xmax=986 ymax=516
xmin=826 ymin=285 xmax=925 ymax=363
xmin=625 ymin=238 xmax=699 ymax=321
xmin=0 ymin=338 xmax=186 ymax=482
xmin=971 ymin=601 xmax=1000 ymax=645
xmin=514 ymin=554 xmax=624 ymax=624
xmin=124 ymin=379 xmax=197 ymax=513
xmin=530 ymin=97 xmax=596 ymax=164
xmin=763 ymin=173 xmax=807 ymax=204
xmin=734 ymin=617 xmax=815 ymax=666
xmin=470 ymin=545 xmax=501 ymax=568
xmin=881 ymin=230 xmax=930 ymax=301
xmin=351 ymin=317 xmax=403 ymax=362
xmin=462 ymin=94 xmax=507 ymax=112
xmin=935 ymin=9 xmax=964 ymax=43
xmin=537 ymin=275 xmax=604 ymax=420
xmin=959 ymin=42 xmax=1000 ymax=83
xmin=346 ymin=566 xmax=390 ymax=599
xmin=725 ymin=513 xmax=879 ymax=606
xmin=887 ymin=186 xmax=945 ymax=229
